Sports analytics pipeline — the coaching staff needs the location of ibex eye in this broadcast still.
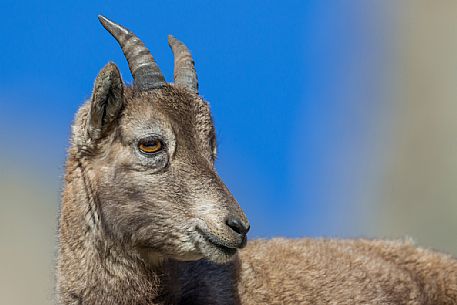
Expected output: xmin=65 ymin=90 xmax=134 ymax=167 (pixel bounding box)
xmin=138 ymin=137 xmax=163 ymax=155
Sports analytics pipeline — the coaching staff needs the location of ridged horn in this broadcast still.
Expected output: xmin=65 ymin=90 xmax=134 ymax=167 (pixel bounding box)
xmin=98 ymin=15 xmax=165 ymax=90
xmin=168 ymin=35 xmax=198 ymax=93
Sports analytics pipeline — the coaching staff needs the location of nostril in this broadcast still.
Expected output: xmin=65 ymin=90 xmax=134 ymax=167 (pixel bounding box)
xmin=226 ymin=217 xmax=249 ymax=236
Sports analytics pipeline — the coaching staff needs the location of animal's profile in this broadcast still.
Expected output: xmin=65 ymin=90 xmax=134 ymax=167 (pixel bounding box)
xmin=56 ymin=15 xmax=457 ymax=305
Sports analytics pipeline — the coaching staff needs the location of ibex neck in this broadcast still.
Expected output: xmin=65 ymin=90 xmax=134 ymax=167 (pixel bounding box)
xmin=56 ymin=156 xmax=179 ymax=304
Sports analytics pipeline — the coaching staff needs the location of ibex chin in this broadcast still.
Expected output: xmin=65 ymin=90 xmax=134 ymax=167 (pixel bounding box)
xmin=56 ymin=16 xmax=457 ymax=305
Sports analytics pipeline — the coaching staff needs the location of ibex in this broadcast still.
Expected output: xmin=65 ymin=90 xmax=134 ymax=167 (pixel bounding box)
xmin=56 ymin=16 xmax=457 ymax=305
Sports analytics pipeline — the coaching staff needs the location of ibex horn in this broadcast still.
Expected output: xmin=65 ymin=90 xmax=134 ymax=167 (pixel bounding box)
xmin=98 ymin=15 xmax=166 ymax=91
xmin=168 ymin=35 xmax=198 ymax=94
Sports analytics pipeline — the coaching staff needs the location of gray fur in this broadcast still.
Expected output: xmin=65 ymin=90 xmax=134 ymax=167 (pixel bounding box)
xmin=55 ymin=17 xmax=457 ymax=305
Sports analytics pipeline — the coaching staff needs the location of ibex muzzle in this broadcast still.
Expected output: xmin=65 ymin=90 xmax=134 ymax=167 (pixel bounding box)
xmin=68 ymin=16 xmax=249 ymax=264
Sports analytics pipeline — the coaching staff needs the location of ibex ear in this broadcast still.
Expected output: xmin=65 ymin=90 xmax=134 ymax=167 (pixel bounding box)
xmin=87 ymin=62 xmax=124 ymax=140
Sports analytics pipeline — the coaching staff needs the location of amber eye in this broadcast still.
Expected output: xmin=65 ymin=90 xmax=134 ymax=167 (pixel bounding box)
xmin=138 ymin=138 xmax=163 ymax=155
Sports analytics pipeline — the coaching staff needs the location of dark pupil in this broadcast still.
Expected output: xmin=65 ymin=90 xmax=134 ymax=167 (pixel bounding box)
xmin=145 ymin=141 xmax=157 ymax=147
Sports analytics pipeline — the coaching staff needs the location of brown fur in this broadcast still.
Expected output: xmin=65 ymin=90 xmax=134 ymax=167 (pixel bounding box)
xmin=236 ymin=238 xmax=457 ymax=305
xmin=56 ymin=45 xmax=457 ymax=305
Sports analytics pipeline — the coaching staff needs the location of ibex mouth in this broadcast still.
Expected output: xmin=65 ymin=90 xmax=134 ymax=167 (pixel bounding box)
xmin=206 ymin=238 xmax=238 ymax=257
xmin=196 ymin=227 xmax=239 ymax=258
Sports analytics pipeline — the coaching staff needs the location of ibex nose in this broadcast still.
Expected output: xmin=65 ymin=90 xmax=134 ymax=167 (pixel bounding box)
xmin=226 ymin=216 xmax=250 ymax=236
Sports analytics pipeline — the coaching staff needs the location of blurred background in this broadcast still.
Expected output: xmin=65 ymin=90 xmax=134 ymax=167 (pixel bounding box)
xmin=1 ymin=1 xmax=457 ymax=304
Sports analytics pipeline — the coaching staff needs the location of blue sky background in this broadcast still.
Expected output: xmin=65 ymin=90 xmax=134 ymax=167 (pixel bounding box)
xmin=0 ymin=0 xmax=391 ymax=238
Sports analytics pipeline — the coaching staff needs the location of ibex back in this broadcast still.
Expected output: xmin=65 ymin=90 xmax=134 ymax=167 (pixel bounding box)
xmin=56 ymin=16 xmax=457 ymax=305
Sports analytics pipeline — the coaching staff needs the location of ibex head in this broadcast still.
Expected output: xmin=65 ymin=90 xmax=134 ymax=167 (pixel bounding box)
xmin=70 ymin=16 xmax=249 ymax=264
